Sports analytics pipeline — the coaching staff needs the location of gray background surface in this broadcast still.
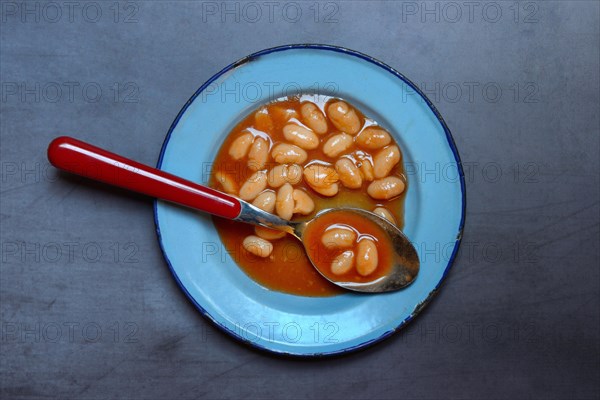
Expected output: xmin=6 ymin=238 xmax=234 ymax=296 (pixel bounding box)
xmin=1 ymin=1 xmax=599 ymax=399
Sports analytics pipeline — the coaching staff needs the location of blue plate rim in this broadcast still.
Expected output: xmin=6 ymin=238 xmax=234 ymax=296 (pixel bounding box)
xmin=153 ymin=43 xmax=467 ymax=357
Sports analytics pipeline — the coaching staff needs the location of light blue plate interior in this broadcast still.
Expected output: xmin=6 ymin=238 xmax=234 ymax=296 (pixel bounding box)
xmin=154 ymin=45 xmax=465 ymax=356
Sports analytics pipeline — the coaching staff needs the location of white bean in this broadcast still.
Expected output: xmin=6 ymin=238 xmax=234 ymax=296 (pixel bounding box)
xmin=254 ymin=108 xmax=274 ymax=133
xmin=252 ymin=191 xmax=276 ymax=213
xmin=247 ymin=137 xmax=269 ymax=171
xmin=239 ymin=171 xmax=267 ymax=201
xmin=286 ymin=164 xmax=303 ymax=184
xmin=283 ymin=124 xmax=319 ymax=150
xmin=228 ymin=132 xmax=254 ymax=160
xmin=311 ymin=183 xmax=339 ymax=197
xmin=356 ymin=239 xmax=378 ymax=276
xmin=268 ymin=164 xmax=303 ymax=188
xmin=321 ymin=227 xmax=357 ymax=249
xmin=357 ymin=158 xmax=375 ymax=181
xmin=373 ymin=145 xmax=401 ymax=178
xmin=267 ymin=164 xmax=288 ymax=188
xmin=326 ymin=101 xmax=361 ymax=134
xmin=271 ymin=106 xmax=298 ymax=122
xmin=335 ymin=158 xmax=362 ymax=189
xmin=323 ymin=133 xmax=353 ymax=158
xmin=271 ymin=143 xmax=307 ymax=164
xmin=373 ymin=207 xmax=396 ymax=225
xmin=331 ymin=250 xmax=355 ymax=275
xmin=292 ymin=189 xmax=315 ymax=215
xmin=303 ymin=164 xmax=339 ymax=188
xmin=243 ymin=235 xmax=273 ymax=258
xmin=367 ymin=176 xmax=405 ymax=200
xmin=214 ymin=171 xmax=238 ymax=195
xmin=300 ymin=102 xmax=328 ymax=134
xmin=255 ymin=226 xmax=286 ymax=240
xmin=355 ymin=127 xmax=392 ymax=150
xmin=276 ymin=183 xmax=294 ymax=220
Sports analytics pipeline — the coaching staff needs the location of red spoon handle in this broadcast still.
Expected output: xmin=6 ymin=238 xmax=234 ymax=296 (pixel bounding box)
xmin=47 ymin=136 xmax=242 ymax=219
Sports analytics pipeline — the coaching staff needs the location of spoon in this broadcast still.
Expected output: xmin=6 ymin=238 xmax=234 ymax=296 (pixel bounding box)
xmin=47 ymin=136 xmax=420 ymax=293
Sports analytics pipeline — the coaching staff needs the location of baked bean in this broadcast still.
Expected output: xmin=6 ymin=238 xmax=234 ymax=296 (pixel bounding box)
xmin=251 ymin=190 xmax=276 ymax=213
xmin=283 ymin=123 xmax=319 ymax=150
xmin=271 ymin=106 xmax=298 ymax=122
xmin=271 ymin=143 xmax=307 ymax=164
xmin=267 ymin=164 xmax=288 ymax=188
xmin=323 ymin=133 xmax=353 ymax=158
xmin=239 ymin=171 xmax=267 ymax=201
xmin=247 ymin=137 xmax=269 ymax=171
xmin=303 ymin=164 xmax=339 ymax=188
xmin=327 ymin=101 xmax=361 ymax=134
xmin=356 ymin=239 xmax=378 ymax=276
xmin=286 ymin=164 xmax=303 ymax=184
xmin=331 ymin=250 xmax=355 ymax=275
xmin=215 ymin=171 xmax=238 ymax=195
xmin=367 ymin=176 xmax=405 ymax=200
xmin=335 ymin=158 xmax=362 ymax=189
xmin=373 ymin=145 xmax=401 ymax=179
xmin=275 ymin=183 xmax=294 ymax=220
xmin=356 ymin=157 xmax=375 ymax=181
xmin=321 ymin=227 xmax=357 ymax=249
xmin=373 ymin=207 xmax=396 ymax=225
xmin=300 ymin=102 xmax=328 ymax=134
xmin=355 ymin=127 xmax=392 ymax=150
xmin=243 ymin=235 xmax=273 ymax=258
xmin=254 ymin=108 xmax=274 ymax=133
xmin=292 ymin=189 xmax=315 ymax=215
xmin=268 ymin=164 xmax=303 ymax=188
xmin=228 ymin=132 xmax=254 ymax=160
xmin=311 ymin=183 xmax=339 ymax=197
xmin=255 ymin=226 xmax=286 ymax=240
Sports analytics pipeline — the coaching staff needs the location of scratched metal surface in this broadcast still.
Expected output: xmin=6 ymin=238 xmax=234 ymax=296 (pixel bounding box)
xmin=1 ymin=1 xmax=598 ymax=399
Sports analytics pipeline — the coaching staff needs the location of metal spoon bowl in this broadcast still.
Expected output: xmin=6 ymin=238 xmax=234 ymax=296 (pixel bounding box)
xmin=236 ymin=202 xmax=420 ymax=292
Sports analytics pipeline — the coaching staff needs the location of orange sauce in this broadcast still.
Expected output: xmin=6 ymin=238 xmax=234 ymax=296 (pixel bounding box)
xmin=209 ymin=94 xmax=407 ymax=297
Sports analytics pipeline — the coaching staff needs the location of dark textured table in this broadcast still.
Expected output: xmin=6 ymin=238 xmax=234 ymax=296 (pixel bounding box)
xmin=1 ymin=1 xmax=599 ymax=399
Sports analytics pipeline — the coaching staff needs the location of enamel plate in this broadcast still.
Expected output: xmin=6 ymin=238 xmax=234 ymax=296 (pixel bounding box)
xmin=154 ymin=45 xmax=465 ymax=356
